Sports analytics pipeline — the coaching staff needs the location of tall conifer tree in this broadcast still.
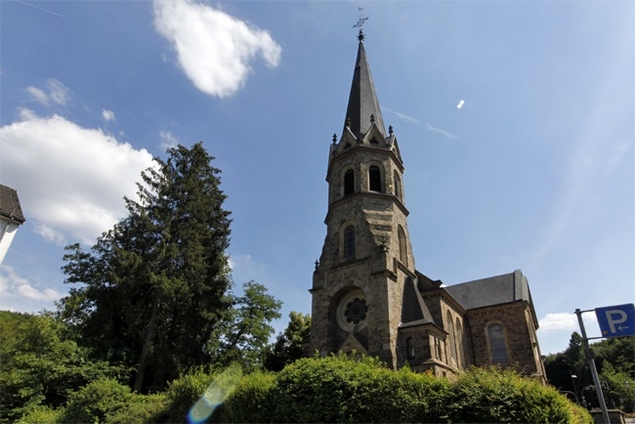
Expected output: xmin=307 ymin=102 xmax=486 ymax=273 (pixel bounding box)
xmin=59 ymin=143 xmax=232 ymax=391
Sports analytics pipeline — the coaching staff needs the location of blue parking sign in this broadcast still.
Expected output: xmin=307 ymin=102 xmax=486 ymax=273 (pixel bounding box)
xmin=595 ymin=304 xmax=635 ymax=338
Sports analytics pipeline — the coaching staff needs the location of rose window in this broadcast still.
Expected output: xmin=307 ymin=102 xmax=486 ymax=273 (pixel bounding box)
xmin=344 ymin=298 xmax=367 ymax=324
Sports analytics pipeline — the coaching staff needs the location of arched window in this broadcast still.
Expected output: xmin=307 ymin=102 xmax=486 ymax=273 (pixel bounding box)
xmin=398 ymin=226 xmax=408 ymax=265
xmin=369 ymin=165 xmax=382 ymax=192
xmin=344 ymin=169 xmax=354 ymax=196
xmin=487 ymin=323 xmax=509 ymax=363
xmin=447 ymin=311 xmax=456 ymax=363
xmin=394 ymin=171 xmax=402 ymax=200
xmin=456 ymin=318 xmax=464 ymax=368
xmin=435 ymin=337 xmax=442 ymax=360
xmin=406 ymin=337 xmax=415 ymax=359
xmin=343 ymin=225 xmax=355 ymax=259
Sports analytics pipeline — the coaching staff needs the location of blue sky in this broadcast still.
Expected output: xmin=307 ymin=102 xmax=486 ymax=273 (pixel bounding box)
xmin=0 ymin=0 xmax=633 ymax=356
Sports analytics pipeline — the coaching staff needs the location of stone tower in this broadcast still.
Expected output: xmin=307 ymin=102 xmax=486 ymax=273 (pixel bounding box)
xmin=310 ymin=31 xmax=419 ymax=368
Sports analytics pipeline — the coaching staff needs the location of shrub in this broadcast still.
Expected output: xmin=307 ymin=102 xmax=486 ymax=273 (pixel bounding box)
xmin=16 ymin=405 xmax=63 ymax=424
xmin=107 ymin=392 xmax=167 ymax=424
xmin=216 ymin=355 xmax=592 ymax=424
xmin=442 ymin=367 xmax=593 ymax=424
xmin=58 ymin=378 xmax=131 ymax=424
xmin=267 ymin=354 xmax=449 ymax=423
xmin=153 ymin=369 xmax=219 ymax=423
xmin=219 ymin=371 xmax=276 ymax=423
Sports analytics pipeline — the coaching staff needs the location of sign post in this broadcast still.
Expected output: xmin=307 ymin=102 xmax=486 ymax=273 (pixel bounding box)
xmin=575 ymin=303 xmax=635 ymax=424
xmin=575 ymin=308 xmax=610 ymax=423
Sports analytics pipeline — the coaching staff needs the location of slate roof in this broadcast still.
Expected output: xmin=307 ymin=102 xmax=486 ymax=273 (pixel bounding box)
xmin=0 ymin=185 xmax=26 ymax=224
xmin=401 ymin=275 xmax=436 ymax=326
xmin=444 ymin=269 xmax=534 ymax=311
xmin=343 ymin=37 xmax=386 ymax=138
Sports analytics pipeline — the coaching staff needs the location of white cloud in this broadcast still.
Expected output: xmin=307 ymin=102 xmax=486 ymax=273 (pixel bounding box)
xmin=102 ymin=109 xmax=116 ymax=122
xmin=26 ymin=86 xmax=49 ymax=105
xmin=33 ymin=223 xmax=66 ymax=246
xmin=538 ymin=312 xmax=598 ymax=334
xmin=47 ymin=79 xmax=71 ymax=106
xmin=0 ymin=110 xmax=155 ymax=245
xmin=159 ymin=129 xmax=179 ymax=151
xmin=425 ymin=123 xmax=459 ymax=140
xmin=153 ymin=0 xmax=281 ymax=98
xmin=538 ymin=312 xmax=578 ymax=332
xmin=26 ymin=78 xmax=71 ymax=107
xmin=0 ymin=266 xmax=64 ymax=312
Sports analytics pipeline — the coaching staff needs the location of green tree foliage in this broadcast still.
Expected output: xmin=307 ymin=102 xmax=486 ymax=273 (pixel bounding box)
xmin=58 ymin=143 xmax=233 ymax=391
xmin=264 ymin=311 xmax=311 ymax=371
xmin=594 ymin=337 xmax=635 ymax=412
xmin=544 ymin=332 xmax=635 ymax=411
xmin=207 ymin=281 xmax=282 ymax=370
xmin=0 ymin=311 xmax=126 ymax=424
xmin=544 ymin=333 xmax=587 ymax=402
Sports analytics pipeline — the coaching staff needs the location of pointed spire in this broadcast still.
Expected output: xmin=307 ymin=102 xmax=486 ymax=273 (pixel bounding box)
xmin=343 ymin=35 xmax=386 ymax=139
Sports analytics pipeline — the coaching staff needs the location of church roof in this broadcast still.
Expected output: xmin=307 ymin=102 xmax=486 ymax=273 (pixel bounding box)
xmin=444 ymin=269 xmax=534 ymax=311
xmin=0 ymin=184 xmax=26 ymax=224
xmin=401 ymin=275 xmax=436 ymax=327
xmin=343 ymin=34 xmax=386 ymax=139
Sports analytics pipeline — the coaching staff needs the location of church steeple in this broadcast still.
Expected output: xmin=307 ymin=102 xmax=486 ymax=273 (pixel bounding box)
xmin=311 ymin=30 xmax=416 ymax=368
xmin=343 ymin=32 xmax=386 ymax=138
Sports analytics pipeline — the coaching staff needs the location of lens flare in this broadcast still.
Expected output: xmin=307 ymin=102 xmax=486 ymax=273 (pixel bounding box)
xmin=188 ymin=363 xmax=242 ymax=424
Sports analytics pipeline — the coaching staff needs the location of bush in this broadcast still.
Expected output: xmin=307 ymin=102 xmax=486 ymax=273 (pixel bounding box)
xmin=217 ymin=355 xmax=592 ymax=424
xmin=442 ymin=367 xmax=593 ymax=424
xmin=107 ymin=392 xmax=167 ymax=424
xmin=153 ymin=369 xmax=219 ymax=423
xmin=267 ymin=354 xmax=452 ymax=423
xmin=16 ymin=405 xmax=63 ymax=424
xmin=58 ymin=378 xmax=131 ymax=423
xmin=219 ymin=371 xmax=276 ymax=423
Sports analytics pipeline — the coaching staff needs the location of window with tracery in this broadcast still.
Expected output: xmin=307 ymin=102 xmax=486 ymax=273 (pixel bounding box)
xmin=488 ymin=323 xmax=509 ymax=363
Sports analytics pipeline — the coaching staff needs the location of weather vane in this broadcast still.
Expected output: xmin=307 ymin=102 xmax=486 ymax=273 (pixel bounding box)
xmin=353 ymin=8 xmax=368 ymax=41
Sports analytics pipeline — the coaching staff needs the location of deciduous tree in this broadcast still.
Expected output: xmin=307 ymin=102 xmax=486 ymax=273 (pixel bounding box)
xmin=264 ymin=311 xmax=311 ymax=371
xmin=207 ymin=281 xmax=282 ymax=370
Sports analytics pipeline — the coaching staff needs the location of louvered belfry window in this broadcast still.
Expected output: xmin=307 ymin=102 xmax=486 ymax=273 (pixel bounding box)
xmin=344 ymin=169 xmax=354 ymax=196
xmin=369 ymin=166 xmax=382 ymax=192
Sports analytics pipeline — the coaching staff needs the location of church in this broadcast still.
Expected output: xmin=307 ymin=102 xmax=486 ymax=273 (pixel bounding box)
xmin=309 ymin=30 xmax=547 ymax=382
